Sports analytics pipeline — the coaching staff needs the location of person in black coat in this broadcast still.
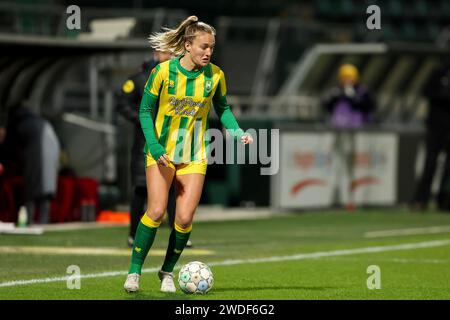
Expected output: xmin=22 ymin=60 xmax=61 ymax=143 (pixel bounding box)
xmin=1 ymin=104 xmax=60 ymax=224
xmin=323 ymin=64 xmax=376 ymax=129
xmin=322 ymin=64 xmax=376 ymax=210
xmin=116 ymin=50 xmax=180 ymax=246
xmin=412 ymin=60 xmax=450 ymax=211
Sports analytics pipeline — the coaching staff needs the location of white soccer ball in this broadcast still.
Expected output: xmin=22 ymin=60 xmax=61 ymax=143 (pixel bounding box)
xmin=178 ymin=261 xmax=214 ymax=294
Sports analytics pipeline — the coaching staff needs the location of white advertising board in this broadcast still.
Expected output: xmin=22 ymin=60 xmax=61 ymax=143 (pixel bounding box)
xmin=275 ymin=131 xmax=398 ymax=208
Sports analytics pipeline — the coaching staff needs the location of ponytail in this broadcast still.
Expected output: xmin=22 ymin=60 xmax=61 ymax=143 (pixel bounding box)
xmin=148 ymin=16 xmax=216 ymax=56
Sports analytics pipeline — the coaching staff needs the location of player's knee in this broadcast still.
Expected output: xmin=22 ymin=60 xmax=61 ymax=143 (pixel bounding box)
xmin=176 ymin=221 xmax=192 ymax=231
xmin=147 ymin=207 xmax=165 ymax=221
xmin=176 ymin=214 xmax=193 ymax=229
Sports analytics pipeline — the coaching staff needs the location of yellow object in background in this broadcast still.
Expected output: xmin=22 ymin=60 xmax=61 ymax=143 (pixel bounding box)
xmin=122 ymin=79 xmax=135 ymax=93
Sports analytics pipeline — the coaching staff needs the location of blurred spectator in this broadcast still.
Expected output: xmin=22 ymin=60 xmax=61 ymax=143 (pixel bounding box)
xmin=116 ymin=50 xmax=177 ymax=247
xmin=1 ymin=104 xmax=60 ymax=224
xmin=322 ymin=64 xmax=377 ymax=210
xmin=0 ymin=128 xmax=6 ymax=172
xmin=323 ymin=64 xmax=376 ymax=128
xmin=0 ymin=106 xmax=8 ymax=174
xmin=0 ymin=117 xmax=13 ymax=221
xmin=411 ymin=61 xmax=450 ymax=211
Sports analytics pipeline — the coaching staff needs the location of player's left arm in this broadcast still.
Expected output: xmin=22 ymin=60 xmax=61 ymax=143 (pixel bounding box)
xmin=212 ymin=70 xmax=253 ymax=145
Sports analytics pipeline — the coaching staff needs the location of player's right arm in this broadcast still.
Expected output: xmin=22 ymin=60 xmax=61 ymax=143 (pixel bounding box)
xmin=139 ymin=64 xmax=169 ymax=166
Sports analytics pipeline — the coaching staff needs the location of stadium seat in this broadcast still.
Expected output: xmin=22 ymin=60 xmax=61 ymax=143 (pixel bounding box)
xmin=0 ymin=176 xmax=20 ymax=223
xmin=441 ymin=0 xmax=450 ymax=17
xmin=400 ymin=22 xmax=418 ymax=41
xmin=314 ymin=0 xmax=334 ymax=18
xmin=386 ymin=0 xmax=403 ymax=18
xmin=420 ymin=24 xmax=440 ymax=42
xmin=73 ymin=177 xmax=99 ymax=222
xmin=380 ymin=23 xmax=396 ymax=42
xmin=50 ymin=176 xmax=76 ymax=223
xmin=414 ymin=0 xmax=429 ymax=18
xmin=340 ymin=0 xmax=355 ymax=17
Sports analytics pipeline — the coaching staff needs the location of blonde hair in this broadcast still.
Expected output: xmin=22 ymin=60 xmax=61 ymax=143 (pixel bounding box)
xmin=338 ymin=64 xmax=359 ymax=83
xmin=148 ymin=16 xmax=216 ymax=57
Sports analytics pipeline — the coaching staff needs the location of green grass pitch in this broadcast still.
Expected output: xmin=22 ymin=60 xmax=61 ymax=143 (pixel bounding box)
xmin=1 ymin=209 xmax=450 ymax=300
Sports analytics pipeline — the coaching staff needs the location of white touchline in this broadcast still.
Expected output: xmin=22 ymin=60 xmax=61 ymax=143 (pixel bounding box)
xmin=364 ymin=225 xmax=450 ymax=238
xmin=316 ymin=257 xmax=450 ymax=264
xmin=1 ymin=239 xmax=450 ymax=288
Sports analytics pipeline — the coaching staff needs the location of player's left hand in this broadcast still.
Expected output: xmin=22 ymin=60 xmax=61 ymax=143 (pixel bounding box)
xmin=241 ymin=134 xmax=253 ymax=145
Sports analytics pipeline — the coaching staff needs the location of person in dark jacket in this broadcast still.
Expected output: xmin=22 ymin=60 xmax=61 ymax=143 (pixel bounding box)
xmin=322 ymin=64 xmax=377 ymax=211
xmin=1 ymin=104 xmax=60 ymax=224
xmin=411 ymin=60 xmax=450 ymax=211
xmin=323 ymin=64 xmax=376 ymax=129
xmin=116 ymin=50 xmax=181 ymax=247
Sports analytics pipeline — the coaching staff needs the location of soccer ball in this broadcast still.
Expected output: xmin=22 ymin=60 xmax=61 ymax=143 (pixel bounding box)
xmin=178 ymin=261 xmax=214 ymax=294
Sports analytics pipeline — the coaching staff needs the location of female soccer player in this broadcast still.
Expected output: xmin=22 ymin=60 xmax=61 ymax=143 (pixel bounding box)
xmin=124 ymin=16 xmax=253 ymax=293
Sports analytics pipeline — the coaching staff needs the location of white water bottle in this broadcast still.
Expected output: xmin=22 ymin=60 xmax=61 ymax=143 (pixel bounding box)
xmin=17 ymin=206 xmax=28 ymax=228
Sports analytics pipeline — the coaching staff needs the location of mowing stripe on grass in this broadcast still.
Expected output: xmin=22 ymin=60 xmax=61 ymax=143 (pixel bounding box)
xmin=320 ymin=257 xmax=450 ymax=265
xmin=1 ymin=239 xmax=450 ymax=288
xmin=0 ymin=246 xmax=213 ymax=256
xmin=365 ymin=225 xmax=450 ymax=238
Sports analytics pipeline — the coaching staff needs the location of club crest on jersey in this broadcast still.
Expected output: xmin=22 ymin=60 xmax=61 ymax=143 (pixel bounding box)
xmin=205 ymin=80 xmax=212 ymax=93
xmin=168 ymin=80 xmax=175 ymax=88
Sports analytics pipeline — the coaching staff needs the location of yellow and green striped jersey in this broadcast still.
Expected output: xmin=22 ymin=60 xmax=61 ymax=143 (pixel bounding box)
xmin=139 ymin=56 xmax=242 ymax=164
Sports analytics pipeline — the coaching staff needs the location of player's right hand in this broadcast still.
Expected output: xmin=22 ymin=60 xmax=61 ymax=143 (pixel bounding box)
xmin=157 ymin=154 xmax=170 ymax=167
